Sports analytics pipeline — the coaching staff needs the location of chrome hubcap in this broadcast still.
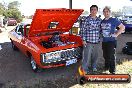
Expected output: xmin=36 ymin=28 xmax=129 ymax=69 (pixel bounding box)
xmin=31 ymin=57 xmax=37 ymax=70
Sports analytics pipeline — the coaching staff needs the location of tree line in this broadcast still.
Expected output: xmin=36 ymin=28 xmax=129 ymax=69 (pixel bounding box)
xmin=0 ymin=1 xmax=22 ymax=22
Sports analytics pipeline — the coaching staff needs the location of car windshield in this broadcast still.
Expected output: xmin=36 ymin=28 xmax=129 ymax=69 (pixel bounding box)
xmin=122 ymin=16 xmax=132 ymax=24
xmin=121 ymin=19 xmax=132 ymax=24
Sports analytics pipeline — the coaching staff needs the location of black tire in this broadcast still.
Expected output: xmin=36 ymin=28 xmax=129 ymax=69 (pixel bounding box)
xmin=11 ymin=40 xmax=18 ymax=51
xmin=30 ymin=56 xmax=40 ymax=72
xmin=77 ymin=76 xmax=86 ymax=85
xmin=122 ymin=48 xmax=126 ymax=54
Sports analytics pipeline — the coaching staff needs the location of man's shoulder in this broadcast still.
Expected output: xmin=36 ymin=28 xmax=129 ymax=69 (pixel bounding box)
xmin=110 ymin=17 xmax=119 ymax=21
xmin=102 ymin=17 xmax=116 ymax=22
xmin=79 ymin=16 xmax=88 ymax=21
xmin=84 ymin=16 xmax=90 ymax=19
xmin=97 ymin=17 xmax=102 ymax=21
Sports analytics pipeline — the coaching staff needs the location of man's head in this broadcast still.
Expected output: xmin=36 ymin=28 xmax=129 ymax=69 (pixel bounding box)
xmin=90 ymin=5 xmax=98 ymax=17
xmin=103 ymin=6 xmax=111 ymax=18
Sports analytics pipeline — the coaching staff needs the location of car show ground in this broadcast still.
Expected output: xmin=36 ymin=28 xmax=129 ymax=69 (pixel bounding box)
xmin=0 ymin=26 xmax=132 ymax=88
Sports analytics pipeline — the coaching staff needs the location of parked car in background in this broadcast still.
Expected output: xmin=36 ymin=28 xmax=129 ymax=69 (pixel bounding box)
xmin=121 ymin=20 xmax=132 ymax=33
xmin=7 ymin=18 xmax=17 ymax=26
xmin=8 ymin=9 xmax=83 ymax=72
xmin=122 ymin=42 xmax=132 ymax=55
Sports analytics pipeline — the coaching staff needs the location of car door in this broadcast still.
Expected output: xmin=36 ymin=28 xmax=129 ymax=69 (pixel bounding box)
xmin=16 ymin=25 xmax=28 ymax=54
xmin=11 ymin=25 xmax=22 ymax=48
xmin=18 ymin=25 xmax=30 ymax=55
xmin=14 ymin=25 xmax=24 ymax=50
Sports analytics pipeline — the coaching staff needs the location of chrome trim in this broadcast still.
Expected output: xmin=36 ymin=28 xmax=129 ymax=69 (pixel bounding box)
xmin=41 ymin=47 xmax=82 ymax=63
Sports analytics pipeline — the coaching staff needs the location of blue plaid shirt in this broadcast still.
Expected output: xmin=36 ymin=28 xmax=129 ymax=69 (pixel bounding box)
xmin=79 ymin=16 xmax=102 ymax=43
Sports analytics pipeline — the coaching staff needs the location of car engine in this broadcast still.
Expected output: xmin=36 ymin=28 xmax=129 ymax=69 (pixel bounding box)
xmin=41 ymin=32 xmax=75 ymax=48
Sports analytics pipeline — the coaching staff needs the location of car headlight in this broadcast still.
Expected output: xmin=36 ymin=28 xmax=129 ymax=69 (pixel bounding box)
xmin=45 ymin=51 xmax=61 ymax=60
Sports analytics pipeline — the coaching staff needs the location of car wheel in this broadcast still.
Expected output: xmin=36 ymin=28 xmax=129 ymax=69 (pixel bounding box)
xmin=11 ymin=40 xmax=18 ymax=50
xmin=30 ymin=56 xmax=40 ymax=72
xmin=77 ymin=76 xmax=86 ymax=85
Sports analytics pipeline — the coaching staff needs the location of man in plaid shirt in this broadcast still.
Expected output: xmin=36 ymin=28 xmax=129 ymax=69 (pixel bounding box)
xmin=79 ymin=5 xmax=102 ymax=74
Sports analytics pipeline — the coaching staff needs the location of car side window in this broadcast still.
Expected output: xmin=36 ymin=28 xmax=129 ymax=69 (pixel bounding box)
xmin=17 ymin=25 xmax=24 ymax=35
xmin=15 ymin=26 xmax=19 ymax=32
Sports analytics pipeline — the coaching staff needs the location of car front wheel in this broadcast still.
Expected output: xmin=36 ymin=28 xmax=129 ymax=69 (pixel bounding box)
xmin=11 ymin=40 xmax=18 ymax=50
xmin=30 ymin=56 xmax=40 ymax=72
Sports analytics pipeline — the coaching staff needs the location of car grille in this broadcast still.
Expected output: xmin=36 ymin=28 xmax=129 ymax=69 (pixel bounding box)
xmin=41 ymin=47 xmax=82 ymax=64
xmin=61 ymin=47 xmax=82 ymax=58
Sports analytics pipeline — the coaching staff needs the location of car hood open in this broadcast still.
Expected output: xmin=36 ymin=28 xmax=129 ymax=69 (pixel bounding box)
xmin=28 ymin=8 xmax=83 ymax=36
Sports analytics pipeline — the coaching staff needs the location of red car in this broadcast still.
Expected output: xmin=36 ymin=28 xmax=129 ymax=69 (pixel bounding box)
xmin=7 ymin=18 xmax=17 ymax=26
xmin=8 ymin=8 xmax=83 ymax=72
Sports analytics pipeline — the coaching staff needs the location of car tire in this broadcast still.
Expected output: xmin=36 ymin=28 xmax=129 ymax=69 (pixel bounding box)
xmin=77 ymin=76 xmax=86 ymax=85
xmin=122 ymin=47 xmax=126 ymax=54
xmin=30 ymin=56 xmax=40 ymax=72
xmin=11 ymin=40 xmax=18 ymax=50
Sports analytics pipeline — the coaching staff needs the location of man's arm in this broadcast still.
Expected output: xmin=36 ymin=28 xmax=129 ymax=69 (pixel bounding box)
xmin=79 ymin=17 xmax=87 ymax=46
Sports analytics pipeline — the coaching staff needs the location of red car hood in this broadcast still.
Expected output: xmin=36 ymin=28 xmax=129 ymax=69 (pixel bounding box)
xmin=28 ymin=8 xmax=83 ymax=36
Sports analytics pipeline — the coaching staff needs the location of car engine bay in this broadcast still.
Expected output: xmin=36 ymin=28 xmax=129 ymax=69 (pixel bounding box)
xmin=40 ymin=32 xmax=76 ymax=49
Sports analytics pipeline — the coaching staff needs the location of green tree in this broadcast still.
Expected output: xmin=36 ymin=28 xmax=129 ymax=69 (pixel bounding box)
xmin=111 ymin=10 xmax=122 ymax=17
xmin=3 ymin=1 xmax=22 ymax=22
xmin=8 ymin=1 xmax=20 ymax=9
xmin=0 ymin=3 xmax=5 ymax=15
xmin=82 ymin=11 xmax=89 ymax=16
xmin=122 ymin=6 xmax=132 ymax=15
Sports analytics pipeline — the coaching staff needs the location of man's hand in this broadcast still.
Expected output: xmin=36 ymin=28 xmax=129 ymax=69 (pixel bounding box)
xmin=83 ymin=41 xmax=87 ymax=47
xmin=110 ymin=34 xmax=118 ymax=37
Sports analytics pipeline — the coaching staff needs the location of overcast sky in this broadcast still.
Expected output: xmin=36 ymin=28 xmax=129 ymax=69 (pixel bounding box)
xmin=0 ymin=0 xmax=132 ymax=16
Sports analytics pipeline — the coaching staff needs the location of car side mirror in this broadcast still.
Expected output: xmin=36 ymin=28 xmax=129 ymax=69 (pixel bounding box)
xmin=17 ymin=32 xmax=22 ymax=35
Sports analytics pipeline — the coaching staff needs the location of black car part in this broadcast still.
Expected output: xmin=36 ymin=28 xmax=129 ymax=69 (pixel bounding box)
xmin=122 ymin=42 xmax=132 ymax=55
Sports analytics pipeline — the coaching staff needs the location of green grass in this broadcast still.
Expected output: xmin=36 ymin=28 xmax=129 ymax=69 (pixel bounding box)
xmin=71 ymin=60 xmax=132 ymax=88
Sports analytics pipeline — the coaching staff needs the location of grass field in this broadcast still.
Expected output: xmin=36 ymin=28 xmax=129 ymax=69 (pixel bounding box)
xmin=71 ymin=60 xmax=132 ymax=88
